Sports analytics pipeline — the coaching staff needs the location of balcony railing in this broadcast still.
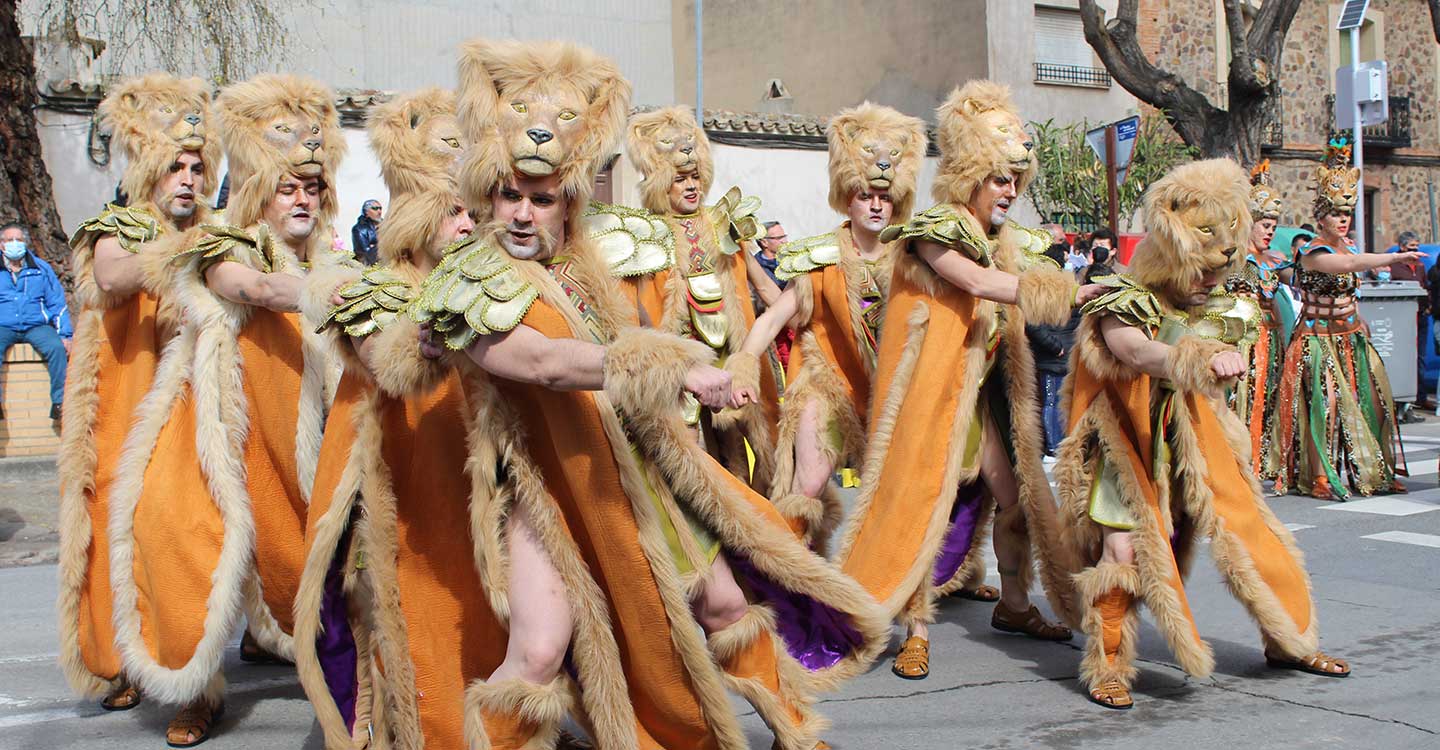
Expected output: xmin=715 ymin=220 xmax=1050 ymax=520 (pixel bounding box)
xmin=1034 ymin=62 xmax=1112 ymax=89
xmin=1324 ymin=94 xmax=1413 ymax=149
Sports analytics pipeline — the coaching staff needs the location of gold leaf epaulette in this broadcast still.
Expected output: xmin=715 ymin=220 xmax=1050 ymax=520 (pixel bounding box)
xmin=1192 ymin=289 xmax=1261 ymax=346
xmin=177 ymin=223 xmax=277 ymax=273
xmin=712 ymin=186 xmax=764 ymax=256
xmin=877 ymin=204 xmax=992 ymax=265
xmin=319 ymin=267 xmax=415 ymax=338
xmin=1081 ymin=274 xmax=1163 ymax=330
xmin=1007 ymin=220 xmax=1061 ymax=271
xmin=775 ymin=232 xmax=840 ymax=282
xmin=411 ymin=235 xmax=538 ymax=350
xmin=71 ymin=204 xmax=162 ymax=253
xmin=582 ymin=202 xmax=674 ymax=277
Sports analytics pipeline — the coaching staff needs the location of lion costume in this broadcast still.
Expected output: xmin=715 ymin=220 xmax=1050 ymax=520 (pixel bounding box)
xmin=625 ymin=106 xmax=782 ymax=491
xmin=1268 ymin=138 xmax=1406 ymax=499
xmin=406 ymin=38 xmax=886 ymax=750
xmin=104 ymin=73 xmax=355 ymax=707
xmin=834 ymin=81 xmax=1081 ymax=666
xmin=1056 ymin=158 xmax=1335 ymax=706
xmin=57 ymin=73 xmax=220 ymax=700
xmin=759 ymin=102 xmax=926 ymax=549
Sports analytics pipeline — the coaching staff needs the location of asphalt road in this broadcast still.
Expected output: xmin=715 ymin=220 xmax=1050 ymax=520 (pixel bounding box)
xmin=3 ymin=427 xmax=1439 ymax=749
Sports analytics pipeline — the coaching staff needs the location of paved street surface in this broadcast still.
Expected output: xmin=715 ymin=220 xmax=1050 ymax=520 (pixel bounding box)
xmin=3 ymin=422 xmax=1440 ymax=748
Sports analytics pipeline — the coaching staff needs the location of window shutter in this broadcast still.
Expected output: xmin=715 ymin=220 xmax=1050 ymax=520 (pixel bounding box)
xmin=1034 ymin=8 xmax=1094 ymax=68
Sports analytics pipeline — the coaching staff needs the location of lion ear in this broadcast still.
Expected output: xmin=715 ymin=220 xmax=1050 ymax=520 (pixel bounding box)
xmin=456 ymin=39 xmax=503 ymax=140
xmin=573 ymin=61 xmax=632 ymax=179
xmin=961 ymin=97 xmax=986 ymax=116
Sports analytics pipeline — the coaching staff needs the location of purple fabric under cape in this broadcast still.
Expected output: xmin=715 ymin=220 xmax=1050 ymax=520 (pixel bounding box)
xmin=729 ymin=553 xmax=866 ymax=671
xmin=316 ymin=537 xmax=358 ymax=730
xmin=931 ymin=481 xmax=985 ymax=587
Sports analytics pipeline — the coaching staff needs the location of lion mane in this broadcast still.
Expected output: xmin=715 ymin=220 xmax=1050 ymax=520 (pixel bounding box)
xmin=626 ymin=105 xmax=713 ymax=215
xmin=214 ymin=74 xmax=347 ymax=229
xmin=368 ymin=88 xmax=467 ymax=267
xmin=455 ymin=38 xmax=632 ymax=221
xmin=1129 ymin=158 xmax=1251 ymax=309
xmin=99 ymin=74 xmax=222 ymax=206
xmin=931 ymin=80 xmax=1037 ymax=208
xmin=826 ymin=102 xmax=927 ymax=221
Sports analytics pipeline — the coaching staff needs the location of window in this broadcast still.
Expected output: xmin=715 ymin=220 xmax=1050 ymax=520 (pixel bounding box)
xmin=1034 ymin=6 xmax=1111 ymax=88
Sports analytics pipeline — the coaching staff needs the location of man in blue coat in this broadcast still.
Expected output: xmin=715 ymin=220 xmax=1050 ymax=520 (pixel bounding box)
xmin=1 ymin=222 xmax=71 ymax=420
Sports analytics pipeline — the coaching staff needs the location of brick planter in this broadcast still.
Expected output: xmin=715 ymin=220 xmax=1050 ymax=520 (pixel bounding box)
xmin=1 ymin=343 xmax=61 ymax=458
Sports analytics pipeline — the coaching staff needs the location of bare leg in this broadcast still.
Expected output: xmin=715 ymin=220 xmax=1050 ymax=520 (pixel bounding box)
xmin=976 ymin=417 xmax=1027 ymax=612
xmin=791 ymin=399 xmax=836 ymax=500
xmin=489 ymin=505 xmax=573 ymax=684
xmin=691 ymin=553 xmax=749 ymax=634
xmin=1078 ymin=526 xmax=1139 ymax=708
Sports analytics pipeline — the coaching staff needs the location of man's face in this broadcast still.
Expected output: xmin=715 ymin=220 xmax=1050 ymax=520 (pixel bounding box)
xmin=0 ymin=226 xmax=24 ymax=259
xmin=1091 ymin=238 xmax=1112 ymax=252
xmin=668 ymin=170 xmax=703 ymax=215
xmin=365 ymin=202 xmax=383 ymax=222
xmin=759 ymin=223 xmax=787 ymax=256
xmin=263 ymin=175 xmax=321 ymax=245
xmin=1249 ymin=217 xmax=1277 ymax=251
xmin=848 ymin=189 xmax=894 ymax=233
xmin=1403 ymin=239 xmax=1421 ymax=255
xmin=151 ymin=152 xmax=206 ymax=222
xmin=493 ymin=173 xmax=566 ymax=261
xmin=966 ymin=173 xmax=1018 ymax=231
xmin=430 ymin=203 xmax=476 ymax=256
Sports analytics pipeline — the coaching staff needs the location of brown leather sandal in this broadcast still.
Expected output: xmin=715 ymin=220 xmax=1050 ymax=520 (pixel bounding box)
xmin=100 ymin=680 xmax=141 ymax=711
xmin=953 ymin=584 xmax=1000 ymax=602
xmin=891 ymin=635 xmax=930 ymax=680
xmin=1087 ymin=679 xmax=1134 ymax=710
xmin=1266 ymin=650 xmax=1351 ymax=678
xmin=239 ymin=631 xmax=292 ymax=666
xmin=991 ymin=602 xmax=1073 ymax=641
xmin=166 ymin=701 xmax=223 ymax=748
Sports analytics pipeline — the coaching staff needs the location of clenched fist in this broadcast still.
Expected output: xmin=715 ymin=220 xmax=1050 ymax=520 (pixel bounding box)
xmin=683 ymin=364 xmax=733 ymax=410
xmin=1209 ymin=351 xmax=1245 ymax=380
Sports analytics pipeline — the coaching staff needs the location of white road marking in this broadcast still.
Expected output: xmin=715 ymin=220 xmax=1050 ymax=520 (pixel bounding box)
xmin=1318 ymin=497 xmax=1440 ymax=516
xmin=1284 ymin=523 xmax=1316 ymax=532
xmin=0 ymin=653 xmax=58 ymax=666
xmin=1362 ymin=531 xmax=1440 ymax=549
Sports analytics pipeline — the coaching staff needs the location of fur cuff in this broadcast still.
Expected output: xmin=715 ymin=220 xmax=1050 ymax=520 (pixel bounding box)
xmin=1166 ymin=335 xmax=1233 ymax=397
xmin=711 ymin=350 xmax=761 ymax=430
xmin=365 ymin=319 xmax=448 ymax=397
xmin=602 ymin=327 xmax=715 ymax=417
xmin=1016 ymin=266 xmax=1077 ymax=326
xmin=463 ymin=677 xmax=571 ymax=750
xmin=299 ymin=264 xmax=364 ymax=332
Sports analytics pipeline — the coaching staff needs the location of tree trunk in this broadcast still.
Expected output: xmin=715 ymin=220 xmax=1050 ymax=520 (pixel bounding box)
xmin=0 ymin=0 xmax=72 ymax=285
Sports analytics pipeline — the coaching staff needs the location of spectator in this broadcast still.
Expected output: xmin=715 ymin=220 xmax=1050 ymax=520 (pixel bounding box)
xmin=215 ymin=172 xmax=230 ymax=210
xmin=1289 ymin=230 xmax=1314 ymax=259
xmin=1065 ymin=237 xmax=1091 ymax=276
xmin=1029 ymin=238 xmax=1080 ymax=458
xmin=351 ymin=199 xmax=383 ymax=265
xmin=0 ymin=222 xmax=71 ymax=421
xmin=1082 ymin=260 xmax=1114 ymax=285
xmin=753 ymin=220 xmax=788 ymax=291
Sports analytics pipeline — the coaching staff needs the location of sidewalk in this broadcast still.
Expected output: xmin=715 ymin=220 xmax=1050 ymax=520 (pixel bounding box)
xmin=0 ymin=455 xmax=59 ymax=567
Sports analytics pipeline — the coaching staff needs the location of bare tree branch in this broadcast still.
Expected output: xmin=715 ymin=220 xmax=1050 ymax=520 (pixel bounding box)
xmin=1222 ymin=0 xmax=1264 ymax=95
xmin=1430 ymin=0 xmax=1440 ymax=45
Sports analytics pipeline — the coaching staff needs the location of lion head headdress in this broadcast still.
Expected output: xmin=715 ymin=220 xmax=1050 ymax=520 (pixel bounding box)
xmin=455 ymin=38 xmax=632 ymax=221
xmin=1313 ymin=137 xmax=1359 ymax=219
xmin=214 ymin=74 xmax=347 ymax=229
xmin=932 ymin=80 xmax=1036 ymax=208
xmin=827 ymin=102 xmax=927 ymax=222
xmin=368 ymin=88 xmax=468 ymax=268
xmin=99 ymin=74 xmax=222 ymax=210
xmin=1129 ymin=158 xmax=1251 ymax=308
xmin=1247 ymin=159 xmax=1282 ymax=222
xmin=626 ymin=106 xmax=712 ymax=215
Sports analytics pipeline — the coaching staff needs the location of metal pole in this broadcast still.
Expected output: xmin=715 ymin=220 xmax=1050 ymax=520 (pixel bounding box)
xmin=694 ymin=0 xmax=704 ymax=123
xmin=1350 ymin=26 xmax=1365 ymax=254
xmin=1105 ymin=124 xmax=1119 ymax=235
xmin=1428 ymin=174 xmax=1438 ymax=243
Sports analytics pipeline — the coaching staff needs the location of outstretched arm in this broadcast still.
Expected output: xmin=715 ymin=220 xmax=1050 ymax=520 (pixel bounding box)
xmin=916 ymin=240 xmax=1020 ymax=303
xmin=204 ymin=261 xmax=304 ymax=312
xmin=1098 ymin=315 xmax=1244 ymax=383
xmin=1303 ymin=249 xmax=1426 ymax=275
xmin=739 ymin=285 xmax=800 ymax=358
xmin=743 ymin=250 xmax=783 ymax=308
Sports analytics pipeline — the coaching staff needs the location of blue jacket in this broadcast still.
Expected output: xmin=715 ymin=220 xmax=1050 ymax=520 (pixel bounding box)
xmin=0 ymin=251 xmax=72 ymax=338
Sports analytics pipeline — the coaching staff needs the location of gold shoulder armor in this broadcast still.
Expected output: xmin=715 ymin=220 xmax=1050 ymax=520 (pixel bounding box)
xmin=177 ymin=223 xmax=276 ymax=273
xmin=775 ymin=232 xmax=841 ymax=282
xmin=1192 ymin=289 xmax=1261 ymax=346
xmin=1081 ymin=274 xmax=1164 ymax=330
xmin=877 ymin=204 xmax=992 ymax=265
xmin=71 ymin=204 xmax=162 ymax=253
xmin=319 ymin=266 xmax=415 ymax=338
xmin=411 ymin=235 xmax=539 ymax=350
xmin=582 ymin=202 xmax=674 ymax=277
xmin=1007 ymin=220 xmax=1061 ymax=271
xmin=712 ymin=185 xmax=764 ymax=256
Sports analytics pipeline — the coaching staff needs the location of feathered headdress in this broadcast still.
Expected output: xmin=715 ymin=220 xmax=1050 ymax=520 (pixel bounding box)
xmin=1247 ymin=160 xmax=1282 ymax=221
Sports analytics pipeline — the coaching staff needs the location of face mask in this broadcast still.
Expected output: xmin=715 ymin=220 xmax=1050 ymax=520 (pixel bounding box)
xmin=2 ymin=240 xmax=27 ymax=261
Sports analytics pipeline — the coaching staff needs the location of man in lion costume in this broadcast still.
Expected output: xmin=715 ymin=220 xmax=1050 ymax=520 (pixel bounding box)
xmin=834 ymin=80 xmax=1095 ymax=682
xmin=56 ymin=73 xmax=220 ymax=735
xmin=729 ymin=102 xmax=926 ymax=553
xmin=1055 ymin=157 xmax=1351 ymax=711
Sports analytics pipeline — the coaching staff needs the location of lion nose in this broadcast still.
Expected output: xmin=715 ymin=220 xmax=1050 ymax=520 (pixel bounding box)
xmin=1222 ymin=246 xmax=1237 ymax=259
xmin=303 ymin=138 xmax=321 ymax=152
xmin=527 ymin=128 xmax=554 ymax=145
xmin=1022 ymin=140 xmax=1035 ymax=152
xmin=680 ymin=145 xmax=694 ymax=155
xmin=876 ymin=160 xmax=891 ymax=171
xmin=184 ymin=114 xmax=201 ymax=126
